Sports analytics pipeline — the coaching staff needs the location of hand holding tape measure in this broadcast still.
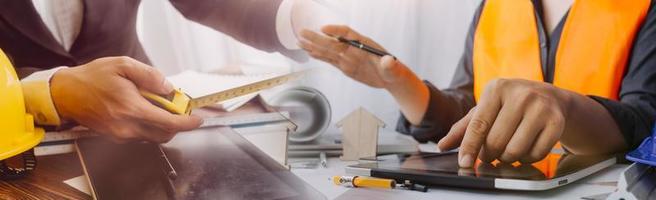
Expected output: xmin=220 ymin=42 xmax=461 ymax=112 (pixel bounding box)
xmin=140 ymin=71 xmax=306 ymax=115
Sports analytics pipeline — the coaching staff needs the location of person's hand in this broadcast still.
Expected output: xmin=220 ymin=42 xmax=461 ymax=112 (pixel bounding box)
xmin=437 ymin=79 xmax=573 ymax=168
xmin=50 ymin=57 xmax=203 ymax=143
xmin=298 ymin=25 xmax=414 ymax=89
xmin=299 ymin=25 xmax=431 ymax=125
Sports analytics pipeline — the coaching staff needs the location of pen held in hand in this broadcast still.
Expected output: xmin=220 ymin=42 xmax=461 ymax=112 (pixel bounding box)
xmin=336 ymin=36 xmax=397 ymax=60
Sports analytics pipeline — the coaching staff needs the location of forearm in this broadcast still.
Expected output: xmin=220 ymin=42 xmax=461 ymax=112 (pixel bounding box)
xmin=560 ymin=91 xmax=627 ymax=155
xmin=169 ymin=0 xmax=283 ymax=52
xmin=386 ymin=70 xmax=430 ymax=125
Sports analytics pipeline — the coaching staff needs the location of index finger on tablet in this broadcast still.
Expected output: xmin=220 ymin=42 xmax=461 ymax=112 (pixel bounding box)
xmin=458 ymin=91 xmax=502 ymax=168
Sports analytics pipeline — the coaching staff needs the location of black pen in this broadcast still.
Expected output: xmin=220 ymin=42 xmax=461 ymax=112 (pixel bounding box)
xmin=336 ymin=36 xmax=397 ymax=60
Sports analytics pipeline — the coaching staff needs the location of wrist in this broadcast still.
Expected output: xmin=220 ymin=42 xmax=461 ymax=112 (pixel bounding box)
xmin=385 ymin=70 xmax=430 ymax=125
xmin=555 ymin=87 xmax=576 ymax=120
xmin=50 ymin=67 xmax=76 ymax=120
xmin=385 ymin=68 xmax=423 ymax=96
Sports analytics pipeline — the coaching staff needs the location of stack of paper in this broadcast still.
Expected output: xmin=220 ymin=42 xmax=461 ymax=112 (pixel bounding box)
xmin=166 ymin=70 xmax=283 ymax=111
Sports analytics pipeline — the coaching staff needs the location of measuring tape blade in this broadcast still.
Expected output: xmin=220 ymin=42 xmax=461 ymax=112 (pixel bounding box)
xmin=34 ymin=144 xmax=76 ymax=156
xmin=189 ymin=71 xmax=306 ymax=110
xmin=42 ymin=130 xmax=95 ymax=143
xmin=141 ymin=70 xmax=307 ymax=115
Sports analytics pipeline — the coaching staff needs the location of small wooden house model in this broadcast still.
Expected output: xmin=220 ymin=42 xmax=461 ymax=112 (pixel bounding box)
xmin=336 ymin=107 xmax=385 ymax=161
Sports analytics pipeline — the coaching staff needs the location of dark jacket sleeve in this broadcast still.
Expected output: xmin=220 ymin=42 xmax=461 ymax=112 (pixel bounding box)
xmin=168 ymin=0 xmax=306 ymax=61
xmin=396 ymin=3 xmax=482 ymax=143
xmin=588 ymin=6 xmax=656 ymax=150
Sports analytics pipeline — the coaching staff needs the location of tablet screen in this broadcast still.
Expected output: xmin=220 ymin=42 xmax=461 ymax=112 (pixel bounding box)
xmin=354 ymin=151 xmax=614 ymax=181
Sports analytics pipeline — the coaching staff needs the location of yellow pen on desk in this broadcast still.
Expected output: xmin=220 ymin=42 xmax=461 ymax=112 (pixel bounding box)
xmin=332 ymin=176 xmax=396 ymax=189
xmin=332 ymin=175 xmax=429 ymax=192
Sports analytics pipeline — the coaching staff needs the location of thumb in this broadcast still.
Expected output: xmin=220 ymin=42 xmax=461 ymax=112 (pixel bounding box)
xmin=170 ymin=114 xmax=204 ymax=131
xmin=379 ymin=55 xmax=404 ymax=83
xmin=118 ymin=58 xmax=173 ymax=95
xmin=437 ymin=107 xmax=475 ymax=152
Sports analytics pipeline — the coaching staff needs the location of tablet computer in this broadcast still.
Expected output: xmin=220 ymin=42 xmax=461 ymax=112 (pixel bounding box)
xmin=345 ymin=151 xmax=616 ymax=191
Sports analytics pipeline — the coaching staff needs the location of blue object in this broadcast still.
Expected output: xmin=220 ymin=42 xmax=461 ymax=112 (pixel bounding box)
xmin=626 ymin=124 xmax=656 ymax=166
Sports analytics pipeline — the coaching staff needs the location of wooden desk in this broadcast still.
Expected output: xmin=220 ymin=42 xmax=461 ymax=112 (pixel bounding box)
xmin=0 ymin=153 xmax=90 ymax=200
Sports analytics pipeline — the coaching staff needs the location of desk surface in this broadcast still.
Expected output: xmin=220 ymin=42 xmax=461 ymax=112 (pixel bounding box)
xmin=0 ymin=153 xmax=89 ymax=200
xmin=0 ymin=144 xmax=627 ymax=200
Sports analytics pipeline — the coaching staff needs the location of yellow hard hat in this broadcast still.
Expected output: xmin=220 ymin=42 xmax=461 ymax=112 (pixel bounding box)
xmin=0 ymin=49 xmax=44 ymax=161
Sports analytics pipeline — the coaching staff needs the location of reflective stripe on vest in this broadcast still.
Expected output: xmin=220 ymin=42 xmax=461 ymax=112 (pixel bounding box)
xmin=473 ymin=0 xmax=650 ymax=101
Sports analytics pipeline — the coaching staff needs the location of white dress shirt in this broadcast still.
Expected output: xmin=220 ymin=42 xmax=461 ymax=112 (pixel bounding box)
xmin=31 ymin=0 xmax=83 ymax=51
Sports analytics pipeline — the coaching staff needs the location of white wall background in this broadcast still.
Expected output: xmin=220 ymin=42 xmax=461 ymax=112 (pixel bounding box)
xmin=137 ymin=0 xmax=481 ymax=132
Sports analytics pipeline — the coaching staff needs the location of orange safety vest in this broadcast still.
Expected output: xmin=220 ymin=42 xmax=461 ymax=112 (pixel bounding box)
xmin=472 ymin=0 xmax=651 ymax=101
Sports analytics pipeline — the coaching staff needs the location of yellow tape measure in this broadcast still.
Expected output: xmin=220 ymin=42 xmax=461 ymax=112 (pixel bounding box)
xmin=140 ymin=71 xmax=306 ymax=115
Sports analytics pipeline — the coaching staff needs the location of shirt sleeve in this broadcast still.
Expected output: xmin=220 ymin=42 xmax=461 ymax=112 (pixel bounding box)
xmin=276 ymin=0 xmax=299 ymax=50
xmin=396 ymin=3 xmax=482 ymax=143
xmin=587 ymin=6 xmax=656 ymax=150
xmin=20 ymin=67 xmax=66 ymax=126
xmin=168 ymin=0 xmax=308 ymax=62
xmin=276 ymin=0 xmax=337 ymax=50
